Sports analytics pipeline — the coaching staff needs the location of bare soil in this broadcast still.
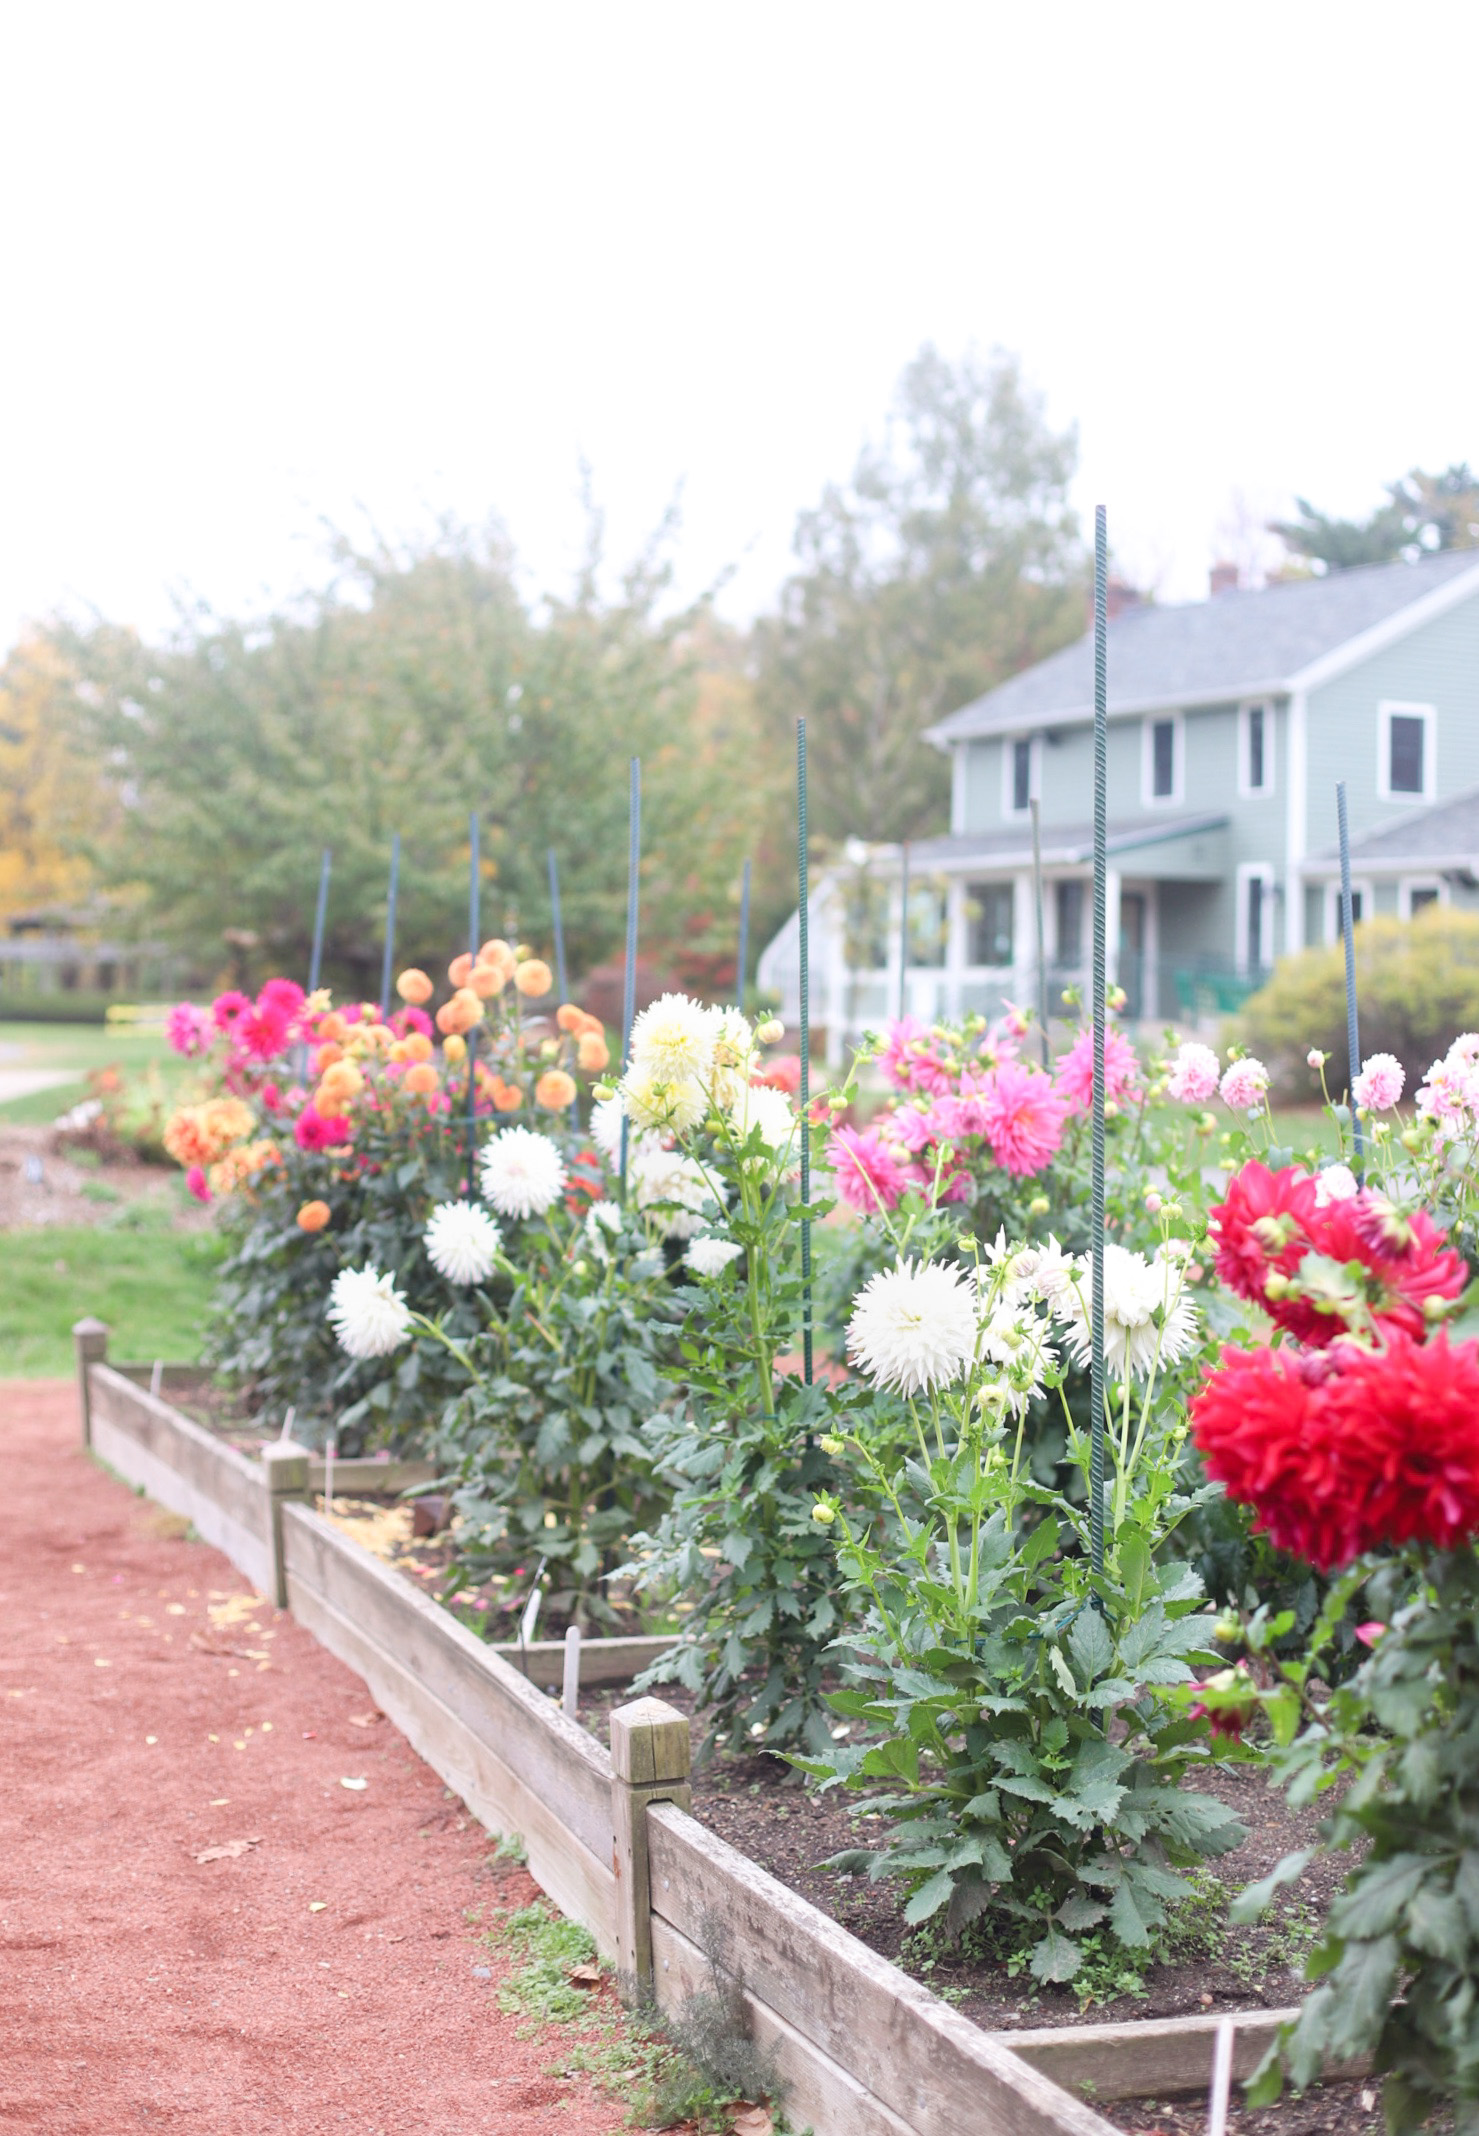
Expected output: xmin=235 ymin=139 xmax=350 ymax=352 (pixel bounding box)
xmin=0 ymin=1379 xmax=652 ymax=2136
xmin=0 ymin=1123 xmax=198 ymax=1231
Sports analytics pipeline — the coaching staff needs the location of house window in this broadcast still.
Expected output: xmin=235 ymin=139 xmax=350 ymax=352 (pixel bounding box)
xmin=1055 ymin=879 xmax=1084 ymax=965
xmin=1378 ymin=701 xmax=1436 ymax=802
xmin=1142 ymin=714 xmax=1183 ymax=805
xmin=1003 ymin=736 xmax=1038 ymax=816
xmin=1239 ymin=701 xmax=1272 ymax=795
xmin=966 ymin=882 xmax=1014 ymax=966
xmin=1237 ymin=864 xmax=1275 ymax=974
xmin=904 ymin=884 xmax=949 ymax=969
xmin=1324 ymin=878 xmax=1372 ymax=944
xmin=1401 ymin=878 xmax=1444 ymax=919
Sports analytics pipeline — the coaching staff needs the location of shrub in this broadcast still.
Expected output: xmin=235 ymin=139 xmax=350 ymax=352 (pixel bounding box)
xmin=1240 ymin=908 xmax=1479 ymax=1098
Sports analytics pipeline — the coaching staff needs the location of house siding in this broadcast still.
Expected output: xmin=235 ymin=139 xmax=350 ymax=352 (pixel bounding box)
xmin=1304 ymin=597 xmax=1479 ymax=848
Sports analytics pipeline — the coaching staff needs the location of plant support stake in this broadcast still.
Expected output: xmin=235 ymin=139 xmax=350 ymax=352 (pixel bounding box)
xmin=897 ymin=839 xmax=911 ymax=1021
xmin=379 ymin=831 xmax=401 ymax=1018
xmin=307 ymin=847 xmax=332 ymax=995
xmin=547 ymin=847 xmax=569 ymax=1005
xmin=1031 ymin=797 xmax=1049 ymax=1068
xmin=1089 ymin=506 xmax=1109 ymax=1576
xmin=1337 ymin=781 xmax=1364 ymax=1168
xmin=620 ymin=758 xmax=641 ymax=1197
xmin=464 ymin=813 xmax=480 ymax=1197
xmin=797 ymin=719 xmax=813 ymax=1386
xmin=736 ymin=857 xmax=751 ymax=1015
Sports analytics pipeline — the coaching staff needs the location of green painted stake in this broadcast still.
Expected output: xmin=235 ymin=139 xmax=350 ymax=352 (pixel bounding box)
xmin=1089 ymin=506 xmax=1109 ymax=1577
xmin=797 ymin=720 xmax=813 ymax=1387
xmin=464 ymin=812 xmax=480 ymax=1198
xmin=619 ymin=759 xmax=641 ymax=1198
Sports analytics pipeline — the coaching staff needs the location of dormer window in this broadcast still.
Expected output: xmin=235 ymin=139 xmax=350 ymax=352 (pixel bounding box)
xmin=1003 ymin=735 xmax=1039 ymax=817
xmin=1239 ymin=701 xmax=1273 ymax=795
xmin=1141 ymin=713 xmax=1183 ymax=807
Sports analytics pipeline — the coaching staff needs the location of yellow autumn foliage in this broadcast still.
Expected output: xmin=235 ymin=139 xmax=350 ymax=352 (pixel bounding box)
xmin=0 ymin=635 xmax=106 ymax=920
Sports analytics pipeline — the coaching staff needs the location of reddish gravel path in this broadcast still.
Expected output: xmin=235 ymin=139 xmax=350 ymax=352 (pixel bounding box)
xmin=0 ymin=1380 xmax=643 ymax=2136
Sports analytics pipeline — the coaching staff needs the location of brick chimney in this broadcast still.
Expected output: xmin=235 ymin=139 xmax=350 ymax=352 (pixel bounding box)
xmin=1209 ymin=560 xmax=1240 ymax=597
xmin=1087 ymin=577 xmax=1145 ymax=627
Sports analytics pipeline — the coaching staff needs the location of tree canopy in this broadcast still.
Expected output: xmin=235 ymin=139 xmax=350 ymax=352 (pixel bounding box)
xmin=1271 ymin=464 xmax=1479 ymax=572
xmin=752 ymin=345 xmax=1086 ymax=845
xmin=54 ymin=522 xmax=767 ymax=998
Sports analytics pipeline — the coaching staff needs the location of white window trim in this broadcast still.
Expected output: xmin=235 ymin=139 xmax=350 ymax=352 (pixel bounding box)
xmin=1399 ymin=874 xmax=1448 ymax=918
xmin=1237 ymin=699 xmax=1275 ymax=798
xmin=1323 ymin=876 xmax=1374 ymax=944
xmin=1236 ymin=862 xmax=1276 ymax=975
xmin=1377 ymin=699 xmax=1436 ymax=804
xmin=1001 ymin=734 xmax=1041 ymax=818
xmin=1140 ymin=711 xmax=1184 ymax=808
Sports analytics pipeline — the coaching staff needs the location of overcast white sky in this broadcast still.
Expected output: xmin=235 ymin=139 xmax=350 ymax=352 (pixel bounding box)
xmin=0 ymin=3 xmax=1474 ymax=651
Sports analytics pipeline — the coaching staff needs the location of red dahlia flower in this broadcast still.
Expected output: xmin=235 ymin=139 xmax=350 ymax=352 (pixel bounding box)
xmin=1191 ymin=1333 xmax=1479 ymax=1570
xmin=1208 ymin=1161 xmax=1321 ymax=1308
xmin=1310 ymin=1201 xmax=1466 ymax=1342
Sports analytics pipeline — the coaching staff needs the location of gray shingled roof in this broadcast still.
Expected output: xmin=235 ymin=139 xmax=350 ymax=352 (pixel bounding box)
xmin=929 ymin=550 xmax=1479 ymax=744
xmin=1310 ymin=785 xmax=1479 ymax=868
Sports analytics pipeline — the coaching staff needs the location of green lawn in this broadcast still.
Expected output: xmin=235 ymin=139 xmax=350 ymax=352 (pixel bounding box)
xmin=0 ymin=1018 xmax=186 ymax=1124
xmin=0 ymin=1220 xmax=224 ymax=1377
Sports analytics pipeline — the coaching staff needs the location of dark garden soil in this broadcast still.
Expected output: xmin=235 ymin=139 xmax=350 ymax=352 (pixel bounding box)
xmin=567 ymin=1682 xmax=1387 ymax=2136
xmin=0 ymin=1124 xmax=196 ymax=1231
xmin=0 ymin=1379 xmax=661 ymax=2136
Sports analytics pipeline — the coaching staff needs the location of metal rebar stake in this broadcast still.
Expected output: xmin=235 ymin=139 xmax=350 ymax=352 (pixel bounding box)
xmin=1089 ymin=507 xmax=1109 ymax=1576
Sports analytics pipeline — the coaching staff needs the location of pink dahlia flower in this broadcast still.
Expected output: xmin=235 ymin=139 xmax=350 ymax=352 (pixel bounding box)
xmin=977 ymin=1060 xmax=1069 ymax=1176
xmin=827 ymin=1124 xmax=920 ymax=1214
xmin=166 ymin=1003 xmax=213 ymax=1058
xmin=184 ymin=1164 xmax=211 ymax=1203
xmin=1166 ymin=1041 xmax=1220 ymax=1105
xmin=1054 ymin=1026 xmax=1142 ymax=1114
xmin=1219 ymin=1057 xmax=1270 ymax=1111
xmin=1352 ymin=1052 xmax=1404 ymax=1112
xmin=294 ymin=1104 xmax=352 ymax=1152
xmin=876 ymin=1017 xmax=954 ymax=1097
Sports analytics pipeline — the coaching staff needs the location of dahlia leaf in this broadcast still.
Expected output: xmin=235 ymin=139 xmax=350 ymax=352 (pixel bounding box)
xmin=902 ymin=1870 xmax=956 ymax=1926
xmin=1230 ymin=1847 xmax=1313 ymax=1924
xmin=1027 ymin=1926 xmax=1082 ymax=1983
xmin=1067 ymin=1608 xmax=1115 ymax=1685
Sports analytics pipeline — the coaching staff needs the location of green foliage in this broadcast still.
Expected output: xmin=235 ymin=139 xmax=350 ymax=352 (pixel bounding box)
xmin=753 ymin=343 xmax=1085 ymax=845
xmin=1271 ymin=464 xmax=1479 ymax=571
xmin=0 ymin=1214 xmax=224 ymax=1375
xmin=53 ymin=518 xmax=766 ymax=995
xmin=1237 ymin=1552 xmax=1479 ymax=2129
xmin=800 ymin=1237 xmax=1244 ymax=1982
xmin=433 ymin=1200 xmax=685 ymax=1629
xmin=1241 ymin=907 xmax=1479 ymax=1097
xmin=491 ymin=1901 xmax=600 ymax=2023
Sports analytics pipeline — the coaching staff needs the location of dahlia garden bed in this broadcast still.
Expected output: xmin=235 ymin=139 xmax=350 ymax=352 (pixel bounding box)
xmin=108 ymin=933 xmax=1479 ymax=2133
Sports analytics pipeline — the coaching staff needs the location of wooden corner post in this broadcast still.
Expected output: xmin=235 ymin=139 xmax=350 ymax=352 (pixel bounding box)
xmin=260 ymin=1444 xmax=309 ymax=1610
xmin=72 ymin=1318 xmax=110 ymax=1448
xmin=609 ymin=1695 xmax=691 ymax=1999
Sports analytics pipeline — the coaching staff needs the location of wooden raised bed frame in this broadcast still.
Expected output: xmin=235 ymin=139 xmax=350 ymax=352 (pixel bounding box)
xmin=74 ymin=1320 xmax=1301 ymax=2134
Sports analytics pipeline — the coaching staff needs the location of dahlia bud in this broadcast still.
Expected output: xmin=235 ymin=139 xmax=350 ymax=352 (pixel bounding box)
xmin=1423 ymin=1295 xmax=1449 ymax=1322
xmin=1213 ymin=1613 xmax=1241 ymax=1644
xmin=756 ymin=1018 xmax=785 ymax=1046
xmin=1307 ymin=1049 xmax=1327 ymax=1069
xmin=1144 ymin=1190 xmax=1163 ymax=1214
xmin=592 ymin=1081 xmax=616 ymax=1101
xmin=1401 ymin=1128 xmax=1425 ymax=1153
xmin=811 ymin=1499 xmax=838 ymax=1526
xmin=1029 ymin=1195 xmax=1050 ymax=1216
xmin=1264 ymin=1271 xmax=1291 ymax=1300
xmin=818 ymin=1435 xmax=844 ymax=1456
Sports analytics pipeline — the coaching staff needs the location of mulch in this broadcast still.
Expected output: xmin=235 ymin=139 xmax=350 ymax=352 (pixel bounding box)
xmin=0 ymin=1379 xmax=644 ymax=2136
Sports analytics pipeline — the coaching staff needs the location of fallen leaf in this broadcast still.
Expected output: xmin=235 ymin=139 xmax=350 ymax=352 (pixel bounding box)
xmin=340 ymin=1777 xmax=368 ymax=1791
xmin=347 ymin=1712 xmax=383 ymax=1728
xmin=165 ymin=1604 xmax=186 ymax=1616
xmin=210 ymin=1798 xmax=230 ymax=1806
xmin=93 ymin=1658 xmax=111 ymax=1669
xmin=145 ymin=1734 xmax=157 ymax=1745
xmin=195 ymin=1837 xmax=262 ymax=1864
xmin=729 ymin=2109 xmax=773 ymax=2136
xmin=568 ymin=1963 xmax=602 ymax=1989
xmin=308 ymin=1902 xmax=327 ymax=1912
xmin=207 ymin=1593 xmax=268 ymax=1629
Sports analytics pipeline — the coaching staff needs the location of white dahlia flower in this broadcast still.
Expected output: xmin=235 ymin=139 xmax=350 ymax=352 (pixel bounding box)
xmin=620 ymin=1067 xmax=707 ymax=1138
xmin=708 ymin=1007 xmax=757 ymax=1108
xmin=846 ymin=1258 xmax=978 ymax=1398
xmin=327 ymin=1266 xmax=413 ymax=1359
xmin=630 ymin=1143 xmax=714 ymax=1239
xmin=480 ymin=1126 xmax=568 ymax=1219
xmin=978 ymin=1302 xmax=1057 ymax=1414
xmin=727 ymin=1080 xmax=799 ymax=1172
xmin=627 ymin=992 xmax=718 ymax=1083
xmin=685 ymin=1235 xmax=744 ymax=1278
xmin=424 ymin=1199 xmax=501 ymax=1286
xmin=589 ymin=1095 xmax=627 ymax=1163
xmin=1314 ymin=1163 xmax=1359 ymax=1205
xmin=1052 ymin=1243 xmax=1200 ymax=1381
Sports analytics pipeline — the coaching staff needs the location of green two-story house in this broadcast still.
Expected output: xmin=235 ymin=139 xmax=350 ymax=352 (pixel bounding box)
xmin=759 ymin=550 xmax=1479 ymax=1058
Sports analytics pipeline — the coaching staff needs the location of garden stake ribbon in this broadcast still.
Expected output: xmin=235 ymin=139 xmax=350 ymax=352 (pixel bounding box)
xmin=464 ymin=812 xmax=479 ymax=1199
xmin=379 ymin=831 xmax=401 ymax=1019
xmin=619 ymin=757 xmax=641 ymax=1198
xmin=797 ymin=718 xmax=813 ymax=1387
xmin=1336 ymin=780 xmax=1364 ymax=1168
xmin=1089 ymin=505 xmax=1109 ymax=1576
xmin=736 ymin=856 xmax=751 ymax=1015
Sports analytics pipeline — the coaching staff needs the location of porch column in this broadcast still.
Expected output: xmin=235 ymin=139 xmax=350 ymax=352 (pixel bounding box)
xmin=1105 ymin=868 xmax=1122 ymax=989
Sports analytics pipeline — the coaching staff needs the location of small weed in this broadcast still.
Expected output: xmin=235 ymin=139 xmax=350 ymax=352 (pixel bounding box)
xmin=492 ymin=1830 xmax=528 ymax=1867
xmin=491 ymin=1902 xmax=601 ymax=2026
